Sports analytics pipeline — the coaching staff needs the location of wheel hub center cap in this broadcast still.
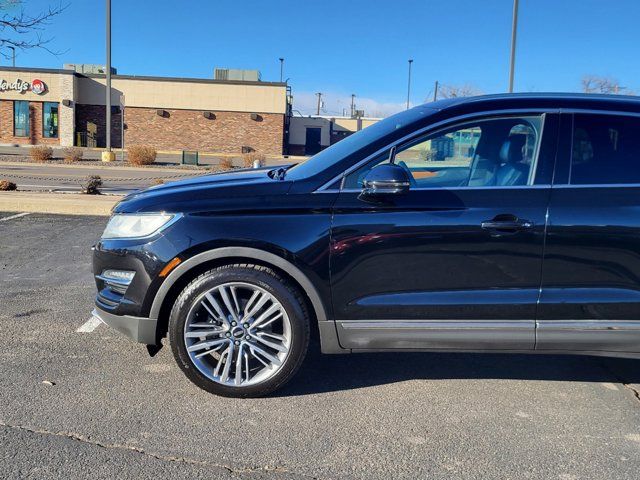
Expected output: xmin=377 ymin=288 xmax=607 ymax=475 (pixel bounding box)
xmin=231 ymin=326 xmax=245 ymax=339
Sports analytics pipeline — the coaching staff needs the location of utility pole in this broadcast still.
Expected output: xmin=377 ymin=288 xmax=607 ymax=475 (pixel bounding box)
xmin=279 ymin=57 xmax=284 ymax=82
xmin=350 ymin=94 xmax=355 ymax=118
xmin=316 ymin=92 xmax=322 ymax=115
xmin=105 ymin=0 xmax=113 ymax=156
xmin=406 ymin=59 xmax=413 ymax=110
xmin=7 ymin=46 xmax=15 ymax=67
xmin=508 ymin=0 xmax=519 ymax=93
xmin=433 ymin=80 xmax=439 ymax=102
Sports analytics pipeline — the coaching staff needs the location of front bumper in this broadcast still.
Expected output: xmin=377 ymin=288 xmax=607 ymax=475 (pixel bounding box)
xmin=92 ymin=307 xmax=159 ymax=345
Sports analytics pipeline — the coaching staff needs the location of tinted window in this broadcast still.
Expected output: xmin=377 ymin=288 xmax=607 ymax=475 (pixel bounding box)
xmin=571 ymin=114 xmax=640 ymax=185
xmin=343 ymin=116 xmax=542 ymax=189
xmin=43 ymin=102 xmax=59 ymax=138
xmin=14 ymin=100 xmax=29 ymax=137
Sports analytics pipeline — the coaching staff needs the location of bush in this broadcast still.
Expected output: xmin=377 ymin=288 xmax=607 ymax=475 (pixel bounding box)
xmin=242 ymin=151 xmax=266 ymax=168
xmin=83 ymin=175 xmax=102 ymax=195
xmin=62 ymin=147 xmax=83 ymax=164
xmin=219 ymin=157 xmax=233 ymax=171
xmin=30 ymin=146 xmax=53 ymax=162
xmin=0 ymin=180 xmax=17 ymax=191
xmin=127 ymin=145 xmax=157 ymax=166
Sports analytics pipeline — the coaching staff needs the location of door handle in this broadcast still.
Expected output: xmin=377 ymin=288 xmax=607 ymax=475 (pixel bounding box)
xmin=481 ymin=216 xmax=534 ymax=232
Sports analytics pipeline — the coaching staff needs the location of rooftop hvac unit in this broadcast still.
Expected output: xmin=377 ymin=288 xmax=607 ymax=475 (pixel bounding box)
xmin=214 ymin=68 xmax=229 ymax=81
xmin=214 ymin=68 xmax=261 ymax=82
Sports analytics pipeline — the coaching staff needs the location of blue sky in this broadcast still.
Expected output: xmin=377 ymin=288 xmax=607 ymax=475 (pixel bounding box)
xmin=7 ymin=0 xmax=640 ymax=116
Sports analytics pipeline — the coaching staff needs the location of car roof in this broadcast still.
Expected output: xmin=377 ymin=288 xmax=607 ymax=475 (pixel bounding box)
xmin=425 ymin=92 xmax=640 ymax=115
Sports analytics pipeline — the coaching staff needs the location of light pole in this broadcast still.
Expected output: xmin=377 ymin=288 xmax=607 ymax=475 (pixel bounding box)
xmin=105 ymin=0 xmax=113 ymax=159
xmin=316 ymin=92 xmax=322 ymax=116
xmin=406 ymin=59 xmax=413 ymax=110
xmin=279 ymin=57 xmax=284 ymax=82
xmin=7 ymin=46 xmax=15 ymax=67
xmin=508 ymin=0 xmax=519 ymax=93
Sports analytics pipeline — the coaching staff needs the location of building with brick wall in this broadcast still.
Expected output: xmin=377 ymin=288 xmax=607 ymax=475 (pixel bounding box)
xmin=288 ymin=115 xmax=381 ymax=156
xmin=0 ymin=66 xmax=288 ymax=155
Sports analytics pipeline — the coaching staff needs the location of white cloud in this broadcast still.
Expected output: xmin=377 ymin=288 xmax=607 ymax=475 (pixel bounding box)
xmin=292 ymin=91 xmax=405 ymax=118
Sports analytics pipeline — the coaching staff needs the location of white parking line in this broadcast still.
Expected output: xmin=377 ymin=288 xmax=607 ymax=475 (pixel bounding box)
xmin=0 ymin=212 xmax=30 ymax=222
xmin=76 ymin=316 xmax=103 ymax=333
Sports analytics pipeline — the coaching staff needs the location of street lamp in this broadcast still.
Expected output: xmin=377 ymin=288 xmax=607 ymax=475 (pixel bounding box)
xmin=7 ymin=46 xmax=15 ymax=67
xmin=103 ymin=0 xmax=114 ymax=161
xmin=406 ymin=59 xmax=413 ymax=110
xmin=508 ymin=0 xmax=519 ymax=93
xmin=279 ymin=57 xmax=284 ymax=83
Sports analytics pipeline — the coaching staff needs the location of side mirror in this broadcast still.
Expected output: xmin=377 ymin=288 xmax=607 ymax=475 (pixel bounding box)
xmin=362 ymin=163 xmax=410 ymax=196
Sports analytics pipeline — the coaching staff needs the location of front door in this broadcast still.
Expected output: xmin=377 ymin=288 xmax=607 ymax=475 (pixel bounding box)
xmin=305 ymin=127 xmax=322 ymax=155
xmin=537 ymin=112 xmax=640 ymax=352
xmin=330 ymin=113 xmax=559 ymax=350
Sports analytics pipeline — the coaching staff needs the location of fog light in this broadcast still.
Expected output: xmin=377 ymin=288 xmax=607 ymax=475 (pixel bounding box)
xmin=102 ymin=270 xmax=135 ymax=282
xmin=97 ymin=269 xmax=135 ymax=294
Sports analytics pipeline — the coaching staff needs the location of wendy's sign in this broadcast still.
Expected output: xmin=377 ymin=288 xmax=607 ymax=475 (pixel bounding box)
xmin=0 ymin=78 xmax=47 ymax=95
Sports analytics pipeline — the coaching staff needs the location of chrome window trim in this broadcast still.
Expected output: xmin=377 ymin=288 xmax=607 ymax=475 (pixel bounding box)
xmin=314 ymin=108 xmax=555 ymax=193
xmin=329 ymin=184 xmax=552 ymax=194
xmin=553 ymin=183 xmax=640 ymax=189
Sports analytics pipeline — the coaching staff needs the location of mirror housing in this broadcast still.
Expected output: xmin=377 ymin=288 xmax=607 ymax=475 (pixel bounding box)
xmin=361 ymin=163 xmax=411 ymax=196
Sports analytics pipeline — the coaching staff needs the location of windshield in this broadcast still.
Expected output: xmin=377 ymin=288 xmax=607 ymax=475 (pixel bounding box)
xmin=285 ymin=106 xmax=437 ymax=181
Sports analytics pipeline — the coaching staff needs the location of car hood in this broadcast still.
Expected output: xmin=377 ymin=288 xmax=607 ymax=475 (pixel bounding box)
xmin=113 ymin=167 xmax=293 ymax=214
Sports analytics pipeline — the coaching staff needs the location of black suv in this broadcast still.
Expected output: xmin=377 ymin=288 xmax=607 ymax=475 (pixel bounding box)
xmin=93 ymin=93 xmax=640 ymax=397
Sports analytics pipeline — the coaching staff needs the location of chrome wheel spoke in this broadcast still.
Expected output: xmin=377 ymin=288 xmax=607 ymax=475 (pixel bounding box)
xmin=241 ymin=292 xmax=270 ymax=322
xmin=235 ymin=343 xmax=244 ymax=386
xmin=249 ymin=343 xmax=282 ymax=367
xmin=251 ymin=303 xmax=281 ymax=329
xmin=203 ymin=292 xmax=228 ymax=326
xmin=218 ymin=285 xmax=239 ymax=322
xmin=184 ymin=281 xmax=291 ymax=387
xmin=188 ymin=338 xmax=228 ymax=355
xmin=254 ymin=311 xmax=283 ymax=330
xmin=252 ymin=332 xmax=288 ymax=353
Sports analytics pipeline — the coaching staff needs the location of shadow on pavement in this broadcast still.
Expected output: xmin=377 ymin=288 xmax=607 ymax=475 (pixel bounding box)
xmin=276 ymin=342 xmax=640 ymax=397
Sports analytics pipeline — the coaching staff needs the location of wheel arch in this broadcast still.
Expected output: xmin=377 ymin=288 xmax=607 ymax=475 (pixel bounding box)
xmin=150 ymin=247 xmax=344 ymax=354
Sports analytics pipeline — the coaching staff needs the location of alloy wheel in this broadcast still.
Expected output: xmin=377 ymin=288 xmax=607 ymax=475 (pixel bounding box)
xmin=183 ymin=282 xmax=292 ymax=387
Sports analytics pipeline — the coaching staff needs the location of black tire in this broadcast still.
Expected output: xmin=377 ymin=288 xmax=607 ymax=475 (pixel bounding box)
xmin=168 ymin=263 xmax=310 ymax=398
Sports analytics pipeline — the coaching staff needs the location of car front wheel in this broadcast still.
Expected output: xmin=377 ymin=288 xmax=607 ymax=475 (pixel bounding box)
xmin=168 ymin=264 xmax=310 ymax=397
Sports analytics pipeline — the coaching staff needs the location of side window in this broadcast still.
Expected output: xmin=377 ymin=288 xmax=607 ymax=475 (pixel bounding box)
xmin=571 ymin=114 xmax=640 ymax=185
xmin=14 ymin=100 xmax=30 ymax=137
xmin=343 ymin=116 xmax=542 ymax=189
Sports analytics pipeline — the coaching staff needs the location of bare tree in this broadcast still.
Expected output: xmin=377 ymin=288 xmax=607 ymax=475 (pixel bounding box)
xmin=433 ymin=83 xmax=483 ymax=100
xmin=581 ymin=75 xmax=633 ymax=95
xmin=0 ymin=0 xmax=68 ymax=60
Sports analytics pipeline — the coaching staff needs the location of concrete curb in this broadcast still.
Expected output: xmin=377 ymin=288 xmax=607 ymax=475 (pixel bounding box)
xmin=0 ymin=192 xmax=122 ymax=216
xmin=0 ymin=160 xmax=204 ymax=174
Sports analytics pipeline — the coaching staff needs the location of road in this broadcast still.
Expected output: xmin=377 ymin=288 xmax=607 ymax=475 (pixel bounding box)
xmin=1 ymin=212 xmax=640 ymax=479
xmin=0 ymin=162 xmax=204 ymax=194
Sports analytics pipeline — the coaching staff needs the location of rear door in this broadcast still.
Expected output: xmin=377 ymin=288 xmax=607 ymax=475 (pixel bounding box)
xmin=537 ymin=112 xmax=640 ymax=352
xmin=330 ymin=113 xmax=559 ymax=350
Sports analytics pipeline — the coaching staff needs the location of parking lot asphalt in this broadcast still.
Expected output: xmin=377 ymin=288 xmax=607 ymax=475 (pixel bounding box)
xmin=1 ymin=212 xmax=640 ymax=479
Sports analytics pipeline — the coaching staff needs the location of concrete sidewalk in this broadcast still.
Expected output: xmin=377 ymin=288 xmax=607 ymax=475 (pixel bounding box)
xmin=0 ymin=192 xmax=122 ymax=216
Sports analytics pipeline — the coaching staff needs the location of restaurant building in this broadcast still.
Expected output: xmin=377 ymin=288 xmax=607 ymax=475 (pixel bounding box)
xmin=0 ymin=66 xmax=289 ymax=155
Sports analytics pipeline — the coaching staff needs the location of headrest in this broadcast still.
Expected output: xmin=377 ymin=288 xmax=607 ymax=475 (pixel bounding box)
xmin=499 ymin=134 xmax=527 ymax=164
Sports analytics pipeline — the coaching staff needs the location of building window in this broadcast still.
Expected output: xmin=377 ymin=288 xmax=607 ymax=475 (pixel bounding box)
xmin=14 ymin=100 xmax=29 ymax=137
xmin=43 ymin=102 xmax=59 ymax=138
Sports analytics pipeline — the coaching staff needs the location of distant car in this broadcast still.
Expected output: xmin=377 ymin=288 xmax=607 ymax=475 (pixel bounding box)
xmin=93 ymin=93 xmax=640 ymax=397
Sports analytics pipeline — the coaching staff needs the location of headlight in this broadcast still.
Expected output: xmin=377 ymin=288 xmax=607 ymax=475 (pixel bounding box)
xmin=101 ymin=213 xmax=179 ymax=239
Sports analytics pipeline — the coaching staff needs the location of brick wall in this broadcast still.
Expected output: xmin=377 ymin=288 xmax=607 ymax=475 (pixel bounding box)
xmin=0 ymin=100 xmax=60 ymax=145
xmin=75 ymin=104 xmax=123 ymax=148
xmin=75 ymin=104 xmax=284 ymax=155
